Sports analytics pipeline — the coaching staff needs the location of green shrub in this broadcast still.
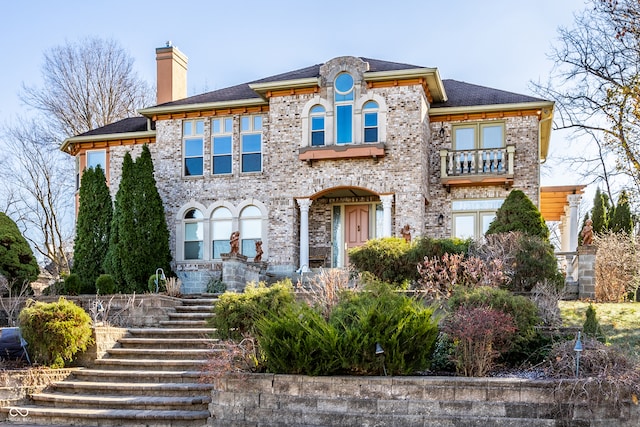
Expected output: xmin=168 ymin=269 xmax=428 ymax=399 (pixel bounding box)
xmin=206 ymin=277 xmax=227 ymax=294
xmin=583 ymin=304 xmax=606 ymax=343
xmin=349 ymin=236 xmax=469 ymax=286
xmin=19 ymin=297 xmax=94 ymax=368
xmin=64 ymin=273 xmax=83 ymax=295
xmin=95 ymin=274 xmax=116 ymax=295
xmin=449 ymin=286 xmax=541 ymax=365
xmin=148 ymin=273 xmax=166 ymax=293
xmin=486 ymin=189 xmax=549 ymax=241
xmin=210 ymin=280 xmax=295 ymax=340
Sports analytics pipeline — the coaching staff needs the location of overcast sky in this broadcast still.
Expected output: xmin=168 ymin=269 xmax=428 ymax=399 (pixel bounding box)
xmin=0 ymin=0 xmax=588 ymax=187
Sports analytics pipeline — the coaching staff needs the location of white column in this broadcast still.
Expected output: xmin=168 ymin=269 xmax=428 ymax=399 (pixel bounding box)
xmin=560 ymin=210 xmax=569 ymax=252
xmin=568 ymin=194 xmax=582 ymax=251
xmin=380 ymin=194 xmax=394 ymax=237
xmin=297 ymin=198 xmax=312 ymax=271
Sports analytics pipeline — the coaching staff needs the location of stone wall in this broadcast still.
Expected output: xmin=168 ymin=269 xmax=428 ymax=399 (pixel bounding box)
xmin=210 ymin=374 xmax=639 ymax=426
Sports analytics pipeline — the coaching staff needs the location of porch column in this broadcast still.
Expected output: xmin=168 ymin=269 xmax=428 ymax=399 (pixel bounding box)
xmin=380 ymin=194 xmax=394 ymax=237
xmin=560 ymin=210 xmax=570 ymax=252
xmin=567 ymin=194 xmax=582 ymax=251
xmin=297 ymin=198 xmax=312 ymax=271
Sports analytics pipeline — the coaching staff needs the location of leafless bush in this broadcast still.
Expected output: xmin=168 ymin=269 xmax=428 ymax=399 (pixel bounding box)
xmin=0 ymin=276 xmax=32 ymax=326
xmin=416 ymin=253 xmax=508 ymax=301
xmin=594 ymin=232 xmax=640 ymax=302
xmin=296 ymin=268 xmax=351 ymax=319
xmin=530 ymin=281 xmax=563 ymax=327
xmin=98 ymin=294 xmax=143 ymax=327
xmin=469 ymin=231 xmax=522 ymax=278
xmin=165 ymin=277 xmax=182 ymax=297
xmin=88 ymin=296 xmax=105 ymax=325
xmin=199 ymin=336 xmax=259 ymax=386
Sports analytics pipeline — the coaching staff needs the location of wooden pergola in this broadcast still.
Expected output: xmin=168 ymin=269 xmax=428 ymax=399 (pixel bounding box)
xmin=540 ymin=185 xmax=586 ymax=222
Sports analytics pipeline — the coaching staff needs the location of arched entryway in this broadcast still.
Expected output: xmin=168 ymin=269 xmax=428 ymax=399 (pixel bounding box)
xmin=296 ymin=187 xmax=394 ymax=269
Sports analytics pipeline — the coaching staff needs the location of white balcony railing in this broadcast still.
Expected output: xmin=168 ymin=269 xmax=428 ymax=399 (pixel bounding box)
xmin=440 ymin=145 xmax=515 ymax=179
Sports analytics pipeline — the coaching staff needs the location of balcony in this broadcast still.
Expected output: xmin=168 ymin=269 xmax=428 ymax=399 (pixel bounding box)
xmin=439 ymin=145 xmax=515 ymax=189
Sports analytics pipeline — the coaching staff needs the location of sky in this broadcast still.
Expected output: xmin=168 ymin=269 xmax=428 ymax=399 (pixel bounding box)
xmin=0 ymin=0 xmax=589 ymax=189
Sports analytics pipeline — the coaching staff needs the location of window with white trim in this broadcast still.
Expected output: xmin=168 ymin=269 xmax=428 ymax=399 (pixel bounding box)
xmin=240 ymin=205 xmax=262 ymax=257
xmin=211 ymin=207 xmax=232 ymax=258
xmin=363 ymin=101 xmax=379 ymax=143
xmin=241 ymin=115 xmax=262 ymax=173
xmin=184 ymin=208 xmax=204 ymax=259
xmin=183 ymin=119 xmax=204 ymax=176
xmin=452 ymin=199 xmax=503 ymax=240
xmin=334 ymin=73 xmax=354 ymax=144
xmin=310 ymin=105 xmax=325 ymax=146
xmin=212 ymin=117 xmax=233 ymax=175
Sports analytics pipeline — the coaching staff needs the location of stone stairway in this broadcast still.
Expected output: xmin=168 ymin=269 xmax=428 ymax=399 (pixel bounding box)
xmin=2 ymin=296 xmax=218 ymax=426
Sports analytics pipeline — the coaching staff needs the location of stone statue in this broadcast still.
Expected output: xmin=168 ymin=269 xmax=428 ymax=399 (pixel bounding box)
xmin=229 ymin=231 xmax=240 ymax=255
xmin=581 ymin=219 xmax=593 ymax=246
xmin=401 ymin=224 xmax=411 ymax=243
xmin=254 ymin=240 xmax=263 ymax=263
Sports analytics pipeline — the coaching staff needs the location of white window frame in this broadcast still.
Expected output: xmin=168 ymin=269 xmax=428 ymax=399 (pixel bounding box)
xmin=212 ymin=117 xmax=233 ymax=175
xmin=183 ymin=208 xmax=204 ymax=260
xmin=183 ymin=119 xmax=205 ymax=177
xmin=451 ymin=199 xmax=504 ymax=240
xmin=240 ymin=115 xmax=263 ymax=173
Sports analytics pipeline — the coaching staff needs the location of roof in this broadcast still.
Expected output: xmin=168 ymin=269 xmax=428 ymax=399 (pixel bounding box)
xmin=76 ymin=116 xmax=149 ymax=137
xmin=432 ymin=80 xmax=547 ymax=108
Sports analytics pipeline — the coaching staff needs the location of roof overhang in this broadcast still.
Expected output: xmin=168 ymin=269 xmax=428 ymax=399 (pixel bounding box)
xmin=249 ymin=77 xmax=321 ymax=99
xmin=138 ymin=98 xmax=268 ymax=118
xmin=540 ymin=185 xmax=587 ymax=221
xmin=430 ymin=101 xmax=554 ymax=161
xmin=364 ymin=68 xmax=447 ymax=103
xmin=60 ymin=130 xmax=156 ymax=155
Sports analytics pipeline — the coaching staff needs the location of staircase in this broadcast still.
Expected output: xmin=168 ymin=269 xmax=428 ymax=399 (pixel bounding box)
xmin=2 ymin=296 xmax=218 ymax=426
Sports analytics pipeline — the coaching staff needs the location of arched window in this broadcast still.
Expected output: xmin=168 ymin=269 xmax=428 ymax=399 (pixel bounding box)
xmin=334 ymin=73 xmax=354 ymax=144
xmin=363 ymin=101 xmax=379 ymax=143
xmin=240 ymin=205 xmax=262 ymax=257
xmin=212 ymin=207 xmax=233 ymax=259
xmin=184 ymin=208 xmax=204 ymax=260
xmin=310 ymin=105 xmax=325 ymax=146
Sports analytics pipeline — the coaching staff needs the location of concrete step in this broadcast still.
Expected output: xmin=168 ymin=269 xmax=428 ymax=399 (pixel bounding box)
xmin=126 ymin=327 xmax=215 ymax=339
xmin=93 ymin=357 xmax=208 ymax=371
xmin=168 ymin=311 xmax=212 ymax=320
xmin=31 ymin=391 xmax=211 ymax=411
xmin=179 ymin=297 xmax=218 ymax=305
xmin=106 ymin=347 xmax=213 ymax=360
xmin=118 ymin=337 xmax=218 ymax=349
xmin=50 ymin=380 xmax=212 ymax=397
xmin=159 ymin=320 xmax=208 ymax=327
xmin=174 ymin=305 xmax=214 ymax=313
xmin=70 ymin=368 xmax=203 ymax=383
xmin=2 ymin=405 xmax=209 ymax=426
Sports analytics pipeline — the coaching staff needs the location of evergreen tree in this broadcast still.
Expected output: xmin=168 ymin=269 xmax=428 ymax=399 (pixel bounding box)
xmin=104 ymin=152 xmax=136 ymax=291
xmin=104 ymin=147 xmax=172 ymax=293
xmin=486 ymin=189 xmax=549 ymax=241
xmin=72 ymin=166 xmax=112 ymax=294
xmin=0 ymin=212 xmax=39 ymax=293
xmin=609 ymin=190 xmax=633 ymax=234
xmin=133 ymin=145 xmax=172 ymax=287
xmin=590 ymin=188 xmax=611 ymax=234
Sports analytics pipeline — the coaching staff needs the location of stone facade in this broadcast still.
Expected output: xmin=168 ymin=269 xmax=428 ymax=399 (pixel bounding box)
xmin=65 ymin=54 xmax=552 ymax=293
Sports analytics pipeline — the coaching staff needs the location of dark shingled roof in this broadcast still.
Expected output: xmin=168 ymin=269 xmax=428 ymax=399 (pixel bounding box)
xmin=432 ymin=80 xmax=546 ymax=108
xmin=77 ymin=116 xmax=149 ymax=137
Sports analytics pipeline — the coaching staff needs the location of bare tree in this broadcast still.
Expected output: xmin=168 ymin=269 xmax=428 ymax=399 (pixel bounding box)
xmin=0 ymin=37 xmax=153 ymax=279
xmin=21 ymin=37 xmax=152 ymax=136
xmin=533 ymin=0 xmax=640 ymax=207
xmin=1 ymin=119 xmax=74 ymax=276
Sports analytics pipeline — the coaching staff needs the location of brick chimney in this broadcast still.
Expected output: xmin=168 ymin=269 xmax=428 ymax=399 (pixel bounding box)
xmin=155 ymin=42 xmax=188 ymax=104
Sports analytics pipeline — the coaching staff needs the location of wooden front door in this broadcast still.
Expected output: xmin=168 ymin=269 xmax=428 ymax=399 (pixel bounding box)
xmin=345 ymin=205 xmax=369 ymax=264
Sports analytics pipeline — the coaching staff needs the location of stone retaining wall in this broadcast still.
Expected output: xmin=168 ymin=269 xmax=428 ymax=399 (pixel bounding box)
xmin=210 ymin=374 xmax=639 ymax=426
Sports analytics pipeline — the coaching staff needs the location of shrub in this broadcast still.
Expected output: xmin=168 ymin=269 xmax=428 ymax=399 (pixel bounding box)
xmin=583 ymin=304 xmax=606 ymax=343
xmin=449 ymin=286 xmax=541 ymax=365
xmin=95 ymin=274 xmax=116 ymax=295
xmin=206 ymin=277 xmax=227 ymax=294
xmin=210 ymin=280 xmax=295 ymax=340
xmin=593 ymin=232 xmax=640 ymax=302
xmin=348 ymin=237 xmax=410 ymax=285
xmin=486 ymin=189 xmax=549 ymax=241
xmin=0 ymin=212 xmax=38 ymax=294
xmin=19 ymin=297 xmax=94 ymax=368
xmin=148 ymin=273 xmax=166 ymax=293
xmin=64 ymin=273 xmax=83 ymax=295
xmin=443 ymin=305 xmax=517 ymax=376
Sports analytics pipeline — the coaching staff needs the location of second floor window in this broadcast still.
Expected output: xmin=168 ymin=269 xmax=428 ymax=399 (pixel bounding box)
xmin=335 ymin=73 xmax=354 ymax=144
xmin=310 ymin=106 xmax=326 ymax=146
xmin=241 ymin=115 xmax=262 ymax=173
xmin=212 ymin=117 xmax=233 ymax=175
xmin=454 ymin=122 xmax=504 ymax=151
xmin=363 ymin=101 xmax=379 ymax=143
xmin=184 ymin=119 xmax=204 ymax=176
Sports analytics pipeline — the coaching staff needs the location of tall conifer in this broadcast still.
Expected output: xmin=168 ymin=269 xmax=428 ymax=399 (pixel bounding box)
xmin=486 ymin=189 xmax=549 ymax=241
xmin=591 ymin=188 xmax=611 ymax=234
xmin=609 ymin=190 xmax=633 ymax=234
xmin=72 ymin=166 xmax=112 ymax=293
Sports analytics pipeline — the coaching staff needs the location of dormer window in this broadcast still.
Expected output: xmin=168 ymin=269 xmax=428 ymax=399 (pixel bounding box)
xmin=335 ymin=73 xmax=354 ymax=144
xmin=310 ymin=106 xmax=325 ymax=146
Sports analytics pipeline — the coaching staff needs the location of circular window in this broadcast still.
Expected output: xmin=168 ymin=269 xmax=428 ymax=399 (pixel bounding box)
xmin=335 ymin=73 xmax=354 ymax=94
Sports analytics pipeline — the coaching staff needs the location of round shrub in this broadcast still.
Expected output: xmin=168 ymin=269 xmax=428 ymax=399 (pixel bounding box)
xmin=95 ymin=274 xmax=116 ymax=295
xmin=148 ymin=273 xmax=166 ymax=293
xmin=449 ymin=286 xmax=541 ymax=365
xmin=64 ymin=273 xmax=83 ymax=295
xmin=348 ymin=237 xmax=410 ymax=285
xmin=19 ymin=297 xmax=94 ymax=368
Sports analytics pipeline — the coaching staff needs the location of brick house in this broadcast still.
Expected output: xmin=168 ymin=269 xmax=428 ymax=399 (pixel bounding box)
xmin=62 ymin=45 xmax=571 ymax=293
